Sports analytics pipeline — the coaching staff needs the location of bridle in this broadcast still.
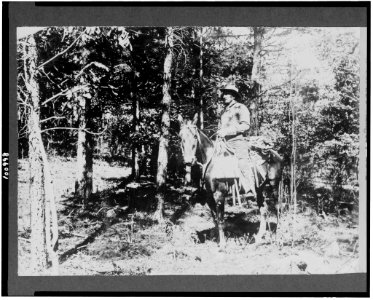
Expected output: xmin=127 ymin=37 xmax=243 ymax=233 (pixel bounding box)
xmin=179 ymin=124 xmax=203 ymax=166
xmin=184 ymin=124 xmax=201 ymax=143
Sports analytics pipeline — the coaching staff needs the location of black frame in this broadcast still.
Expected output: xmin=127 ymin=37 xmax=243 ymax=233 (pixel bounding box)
xmin=2 ymin=1 xmax=369 ymax=296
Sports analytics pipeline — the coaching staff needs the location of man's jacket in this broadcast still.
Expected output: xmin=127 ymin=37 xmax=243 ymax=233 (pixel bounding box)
xmin=219 ymin=101 xmax=251 ymax=139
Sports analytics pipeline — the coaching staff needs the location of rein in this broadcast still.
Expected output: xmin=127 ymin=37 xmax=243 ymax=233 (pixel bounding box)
xmin=181 ymin=125 xmax=239 ymax=185
xmin=181 ymin=124 xmax=238 ymax=164
xmin=180 ymin=124 xmax=213 ymax=179
xmin=180 ymin=125 xmax=202 ymax=162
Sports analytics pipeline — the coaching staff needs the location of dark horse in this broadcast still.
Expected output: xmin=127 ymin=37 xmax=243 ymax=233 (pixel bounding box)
xmin=178 ymin=116 xmax=283 ymax=246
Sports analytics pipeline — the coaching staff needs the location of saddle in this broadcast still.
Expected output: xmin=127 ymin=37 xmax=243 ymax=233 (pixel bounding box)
xmin=208 ymin=139 xmax=242 ymax=180
xmin=205 ymin=136 xmax=282 ymax=194
xmin=246 ymin=136 xmax=283 ymax=163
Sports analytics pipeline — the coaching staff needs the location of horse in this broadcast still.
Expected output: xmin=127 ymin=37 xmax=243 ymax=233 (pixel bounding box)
xmin=178 ymin=115 xmax=283 ymax=246
xmin=178 ymin=116 xmax=210 ymax=187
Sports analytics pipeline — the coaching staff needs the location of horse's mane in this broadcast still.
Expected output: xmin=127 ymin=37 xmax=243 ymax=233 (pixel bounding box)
xmin=195 ymin=128 xmax=214 ymax=164
xmin=197 ymin=128 xmax=214 ymax=147
xmin=179 ymin=122 xmax=214 ymax=165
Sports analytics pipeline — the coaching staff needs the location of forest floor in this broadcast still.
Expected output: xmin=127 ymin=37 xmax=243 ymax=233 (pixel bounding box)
xmin=18 ymin=157 xmax=361 ymax=275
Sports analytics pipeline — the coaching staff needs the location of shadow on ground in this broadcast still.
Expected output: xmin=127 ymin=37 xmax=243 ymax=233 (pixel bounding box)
xmin=196 ymin=213 xmax=278 ymax=244
xmin=56 ymin=176 xmax=196 ymax=265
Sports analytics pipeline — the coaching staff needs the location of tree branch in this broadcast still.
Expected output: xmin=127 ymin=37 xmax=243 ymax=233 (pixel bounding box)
xmin=23 ymin=42 xmax=29 ymax=86
xmin=41 ymin=127 xmax=79 ymax=133
xmin=40 ymin=68 xmax=62 ymax=88
xmin=41 ymin=126 xmax=108 ymax=136
xmin=41 ymin=88 xmax=69 ymax=106
xmin=37 ymin=30 xmax=86 ymax=70
xmin=17 ymin=91 xmax=33 ymax=109
xmin=349 ymin=42 xmax=359 ymax=54
xmin=85 ymin=126 xmax=108 ymax=136
xmin=41 ymin=85 xmax=89 ymax=106
xmin=40 ymin=116 xmax=66 ymax=124
xmin=209 ymin=34 xmax=252 ymax=38
xmin=75 ymin=61 xmax=110 ymax=79
xmin=18 ymin=122 xmax=29 ymax=136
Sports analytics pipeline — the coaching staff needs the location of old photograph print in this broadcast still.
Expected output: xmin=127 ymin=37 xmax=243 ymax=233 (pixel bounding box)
xmin=17 ymin=26 xmax=363 ymax=276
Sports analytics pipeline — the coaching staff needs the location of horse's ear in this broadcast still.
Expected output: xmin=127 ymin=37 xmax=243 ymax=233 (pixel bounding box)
xmin=192 ymin=113 xmax=198 ymax=125
xmin=177 ymin=114 xmax=184 ymax=125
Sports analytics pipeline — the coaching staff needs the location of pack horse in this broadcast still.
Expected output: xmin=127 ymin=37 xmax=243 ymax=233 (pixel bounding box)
xmin=178 ymin=115 xmax=283 ymax=246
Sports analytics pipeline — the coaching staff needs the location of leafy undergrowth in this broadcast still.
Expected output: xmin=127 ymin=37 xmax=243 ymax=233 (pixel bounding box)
xmin=18 ymin=157 xmax=360 ymax=275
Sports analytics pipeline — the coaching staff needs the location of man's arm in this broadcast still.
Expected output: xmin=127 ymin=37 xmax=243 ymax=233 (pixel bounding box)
xmin=233 ymin=104 xmax=251 ymax=134
xmin=217 ymin=104 xmax=251 ymax=137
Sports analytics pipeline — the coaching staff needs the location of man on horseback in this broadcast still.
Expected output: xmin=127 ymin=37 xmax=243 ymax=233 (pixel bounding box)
xmin=217 ymin=84 xmax=250 ymax=140
xmin=178 ymin=84 xmax=283 ymax=244
xmin=216 ymin=84 xmax=257 ymax=196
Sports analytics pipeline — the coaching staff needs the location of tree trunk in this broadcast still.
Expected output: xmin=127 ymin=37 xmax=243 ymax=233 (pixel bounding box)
xmin=155 ymin=27 xmax=174 ymax=221
xmin=29 ymin=109 xmax=48 ymax=274
xmin=75 ymin=92 xmax=93 ymax=206
xmin=289 ymin=52 xmax=297 ymax=248
xmin=249 ymin=99 xmax=259 ymax=136
xmin=250 ymin=27 xmax=265 ymax=136
xmin=131 ymin=80 xmax=140 ymax=180
xmin=291 ymin=95 xmax=297 ymax=247
xmin=198 ymin=27 xmax=204 ymax=130
xmin=26 ymin=34 xmax=58 ymax=274
xmin=251 ymin=27 xmax=264 ymax=83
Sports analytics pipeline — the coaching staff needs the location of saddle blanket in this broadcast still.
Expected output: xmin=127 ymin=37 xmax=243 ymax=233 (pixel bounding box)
xmin=209 ymin=136 xmax=279 ymax=196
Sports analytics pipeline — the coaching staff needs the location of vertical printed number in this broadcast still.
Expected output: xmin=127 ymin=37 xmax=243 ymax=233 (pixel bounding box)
xmin=2 ymin=153 xmax=9 ymax=180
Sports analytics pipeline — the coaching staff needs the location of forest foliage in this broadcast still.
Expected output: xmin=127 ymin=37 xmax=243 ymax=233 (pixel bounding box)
xmin=17 ymin=26 xmax=360 ymax=202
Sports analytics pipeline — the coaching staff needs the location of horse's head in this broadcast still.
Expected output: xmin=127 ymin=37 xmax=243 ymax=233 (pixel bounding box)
xmin=178 ymin=114 xmax=214 ymax=185
xmin=178 ymin=114 xmax=199 ymax=166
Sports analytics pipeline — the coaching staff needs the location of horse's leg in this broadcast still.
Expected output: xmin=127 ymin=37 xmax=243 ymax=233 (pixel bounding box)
xmin=205 ymin=190 xmax=224 ymax=246
xmin=234 ymin=179 xmax=242 ymax=207
xmin=276 ymin=178 xmax=283 ymax=226
xmin=206 ymin=191 xmax=217 ymax=222
xmin=268 ymin=160 xmax=282 ymax=231
xmin=184 ymin=165 xmax=191 ymax=185
xmin=231 ymin=184 xmax=236 ymax=206
xmin=191 ymin=164 xmax=202 ymax=188
xmin=270 ymin=178 xmax=280 ymax=229
xmin=256 ymin=185 xmax=268 ymax=239
xmin=213 ymin=182 xmax=226 ymax=247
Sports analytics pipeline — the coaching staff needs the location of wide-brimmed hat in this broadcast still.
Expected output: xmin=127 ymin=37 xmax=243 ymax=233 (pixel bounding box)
xmin=220 ymin=84 xmax=241 ymax=99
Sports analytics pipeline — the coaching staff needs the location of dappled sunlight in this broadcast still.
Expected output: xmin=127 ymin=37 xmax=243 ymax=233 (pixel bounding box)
xmin=17 ymin=24 xmax=362 ymax=278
